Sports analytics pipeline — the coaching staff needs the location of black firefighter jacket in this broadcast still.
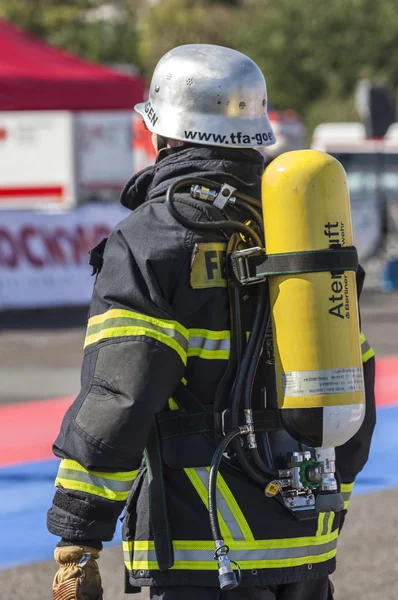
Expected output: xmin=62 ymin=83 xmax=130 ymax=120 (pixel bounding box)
xmin=47 ymin=145 xmax=376 ymax=589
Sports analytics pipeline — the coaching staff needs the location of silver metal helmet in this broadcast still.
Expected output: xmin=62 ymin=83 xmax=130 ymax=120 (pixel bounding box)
xmin=135 ymin=44 xmax=275 ymax=148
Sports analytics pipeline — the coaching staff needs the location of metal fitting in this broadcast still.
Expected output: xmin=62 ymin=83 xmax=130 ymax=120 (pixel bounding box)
xmin=315 ymin=448 xmax=338 ymax=492
xmin=213 ymin=184 xmax=237 ymax=210
xmin=278 ymin=469 xmax=292 ymax=479
xmin=290 ymin=452 xmax=304 ymax=463
xmin=243 ymin=409 xmax=257 ymax=449
xmin=190 ymin=185 xmax=217 ymax=202
xmin=238 ymin=425 xmax=251 ymax=435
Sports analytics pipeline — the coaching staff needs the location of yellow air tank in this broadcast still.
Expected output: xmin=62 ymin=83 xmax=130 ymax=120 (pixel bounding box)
xmin=262 ymin=150 xmax=365 ymax=451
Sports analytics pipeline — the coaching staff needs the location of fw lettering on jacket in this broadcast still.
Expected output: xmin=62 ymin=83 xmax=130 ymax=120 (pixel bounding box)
xmin=190 ymin=242 xmax=227 ymax=289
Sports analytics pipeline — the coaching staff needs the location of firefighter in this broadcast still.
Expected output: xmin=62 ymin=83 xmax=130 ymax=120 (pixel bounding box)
xmin=48 ymin=44 xmax=376 ymax=600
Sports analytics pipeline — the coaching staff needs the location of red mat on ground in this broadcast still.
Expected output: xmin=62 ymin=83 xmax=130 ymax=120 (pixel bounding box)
xmin=0 ymin=356 xmax=396 ymax=468
xmin=0 ymin=397 xmax=73 ymax=467
xmin=374 ymin=356 xmax=398 ymax=407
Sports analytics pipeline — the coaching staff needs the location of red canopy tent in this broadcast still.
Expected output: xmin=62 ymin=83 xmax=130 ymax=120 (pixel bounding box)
xmin=0 ymin=20 xmax=145 ymax=110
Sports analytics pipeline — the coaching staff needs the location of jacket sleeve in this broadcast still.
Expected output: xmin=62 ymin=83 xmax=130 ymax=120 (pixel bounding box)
xmin=47 ymin=210 xmax=189 ymax=543
xmin=335 ymin=264 xmax=376 ymax=515
xmin=335 ymin=341 xmax=375 ymax=509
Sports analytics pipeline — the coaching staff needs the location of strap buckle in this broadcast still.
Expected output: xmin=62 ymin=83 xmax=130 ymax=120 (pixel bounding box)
xmin=230 ymin=246 xmax=266 ymax=286
xmin=231 ymin=245 xmax=359 ymax=286
xmin=221 ymin=409 xmax=229 ymax=436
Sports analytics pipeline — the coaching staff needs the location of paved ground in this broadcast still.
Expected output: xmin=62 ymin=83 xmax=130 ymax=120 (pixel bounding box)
xmin=0 ymin=290 xmax=397 ymax=599
xmin=1 ymin=488 xmax=397 ymax=600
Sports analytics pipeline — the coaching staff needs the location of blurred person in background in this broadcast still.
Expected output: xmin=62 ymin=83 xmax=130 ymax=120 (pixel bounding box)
xmin=47 ymin=44 xmax=376 ymax=600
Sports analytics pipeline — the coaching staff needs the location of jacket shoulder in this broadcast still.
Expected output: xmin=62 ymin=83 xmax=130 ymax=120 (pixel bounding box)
xmin=114 ymin=196 xmax=224 ymax=256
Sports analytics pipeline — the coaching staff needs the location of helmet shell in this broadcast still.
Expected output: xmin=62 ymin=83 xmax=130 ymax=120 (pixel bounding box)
xmin=135 ymin=44 xmax=275 ymax=148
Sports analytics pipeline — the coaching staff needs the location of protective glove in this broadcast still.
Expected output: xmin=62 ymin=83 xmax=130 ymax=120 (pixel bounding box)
xmin=53 ymin=545 xmax=103 ymax=600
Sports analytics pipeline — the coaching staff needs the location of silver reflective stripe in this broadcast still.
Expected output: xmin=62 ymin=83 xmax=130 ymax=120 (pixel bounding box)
xmin=86 ymin=317 xmax=188 ymax=353
xmin=194 ymin=467 xmax=245 ymax=541
xmin=57 ymin=468 xmax=133 ymax=493
xmin=341 ymin=491 xmax=352 ymax=502
xmin=321 ymin=512 xmax=330 ymax=536
xmin=131 ymin=539 xmax=337 ymax=564
xmin=188 ymin=336 xmax=230 ymax=353
xmin=133 ymin=550 xmax=149 ymax=562
xmin=361 ymin=337 xmax=372 ymax=355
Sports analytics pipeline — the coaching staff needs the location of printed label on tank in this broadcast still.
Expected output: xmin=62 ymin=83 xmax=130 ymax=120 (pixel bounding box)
xmin=190 ymin=242 xmax=227 ymax=289
xmin=324 ymin=220 xmax=351 ymax=320
xmin=282 ymin=367 xmax=364 ymax=397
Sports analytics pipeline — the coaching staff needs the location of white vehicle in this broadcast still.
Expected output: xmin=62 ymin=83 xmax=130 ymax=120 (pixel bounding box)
xmin=0 ymin=111 xmax=134 ymax=210
xmin=312 ymin=122 xmax=398 ymax=262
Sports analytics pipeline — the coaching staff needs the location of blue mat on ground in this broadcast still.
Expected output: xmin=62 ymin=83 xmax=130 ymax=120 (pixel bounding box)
xmin=0 ymin=406 xmax=396 ymax=570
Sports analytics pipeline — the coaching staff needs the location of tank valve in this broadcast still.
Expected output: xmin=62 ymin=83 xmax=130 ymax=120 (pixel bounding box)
xmin=315 ymin=448 xmax=344 ymax=512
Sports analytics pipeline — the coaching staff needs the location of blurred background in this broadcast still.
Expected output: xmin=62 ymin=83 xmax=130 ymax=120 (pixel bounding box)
xmin=0 ymin=1 xmax=397 ymax=599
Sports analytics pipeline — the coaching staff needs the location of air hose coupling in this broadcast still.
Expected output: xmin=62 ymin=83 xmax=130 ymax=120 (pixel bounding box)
xmin=214 ymin=540 xmax=239 ymax=590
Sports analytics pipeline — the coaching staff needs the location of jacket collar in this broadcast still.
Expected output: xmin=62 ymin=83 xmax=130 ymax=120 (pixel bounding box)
xmin=121 ymin=145 xmax=264 ymax=210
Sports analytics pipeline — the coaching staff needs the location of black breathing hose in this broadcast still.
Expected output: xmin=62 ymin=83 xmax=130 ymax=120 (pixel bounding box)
xmin=241 ymin=283 xmax=279 ymax=479
xmin=165 ymin=178 xmax=263 ymax=248
xmin=234 ymin=198 xmax=264 ymax=236
xmin=166 ymin=176 xmax=281 ymax=586
xmin=213 ymin=234 xmax=245 ymax=422
xmin=208 ymin=427 xmax=243 ymax=541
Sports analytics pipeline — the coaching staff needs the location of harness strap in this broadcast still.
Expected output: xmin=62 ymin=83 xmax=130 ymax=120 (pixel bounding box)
xmin=144 ymin=422 xmax=174 ymax=571
xmin=157 ymin=408 xmax=283 ymax=441
xmin=232 ymin=246 xmax=359 ymax=285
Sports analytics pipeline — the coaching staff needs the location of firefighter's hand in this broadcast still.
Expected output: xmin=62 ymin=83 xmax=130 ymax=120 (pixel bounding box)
xmin=53 ymin=546 xmax=103 ymax=600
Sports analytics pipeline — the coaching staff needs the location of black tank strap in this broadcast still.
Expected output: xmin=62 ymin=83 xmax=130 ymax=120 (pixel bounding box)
xmin=232 ymin=246 xmax=358 ymax=285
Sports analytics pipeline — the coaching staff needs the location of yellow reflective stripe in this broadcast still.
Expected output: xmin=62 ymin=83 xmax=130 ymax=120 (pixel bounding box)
xmin=206 ymin=468 xmax=254 ymax=542
xmin=55 ymin=477 xmax=130 ymax=501
xmin=316 ymin=512 xmax=325 ymax=536
xmin=60 ymin=459 xmax=138 ymax=481
xmin=123 ymin=535 xmax=337 ymax=571
xmin=360 ymin=332 xmax=375 ymax=363
xmin=188 ymin=329 xmax=230 ymax=360
xmin=326 ymin=512 xmax=335 ymax=535
xmin=84 ymin=309 xmax=188 ymax=365
xmin=88 ymin=308 xmax=188 ymax=340
xmin=184 ymin=468 xmax=233 ymax=541
xmin=362 ymin=348 xmax=375 ymax=363
xmin=125 ymin=550 xmax=337 ymax=571
xmin=85 ymin=326 xmax=186 ymax=365
xmin=168 ymin=398 xmax=179 ymax=410
xmin=168 ymin=377 xmax=188 ymax=411
xmin=189 ymin=329 xmax=230 ymax=340
xmin=341 ymin=482 xmax=354 ymax=509
xmin=187 ymin=348 xmax=230 ymax=360
xmin=125 ymin=530 xmax=338 ymax=552
xmin=341 ymin=482 xmax=354 ymax=493
xmin=55 ymin=459 xmax=138 ymax=501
